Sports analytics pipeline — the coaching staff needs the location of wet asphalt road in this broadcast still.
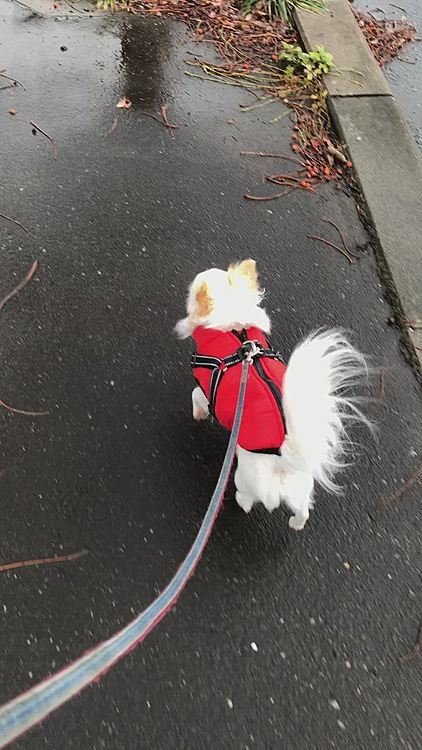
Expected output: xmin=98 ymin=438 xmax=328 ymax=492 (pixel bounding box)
xmin=0 ymin=2 xmax=421 ymax=749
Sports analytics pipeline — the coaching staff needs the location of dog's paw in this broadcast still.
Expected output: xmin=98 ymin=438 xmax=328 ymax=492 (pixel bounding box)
xmin=236 ymin=492 xmax=253 ymax=514
xmin=288 ymin=514 xmax=308 ymax=531
xmin=192 ymin=387 xmax=209 ymax=421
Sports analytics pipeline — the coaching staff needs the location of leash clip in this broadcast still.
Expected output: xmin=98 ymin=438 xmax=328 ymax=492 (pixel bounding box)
xmin=241 ymin=340 xmax=262 ymax=363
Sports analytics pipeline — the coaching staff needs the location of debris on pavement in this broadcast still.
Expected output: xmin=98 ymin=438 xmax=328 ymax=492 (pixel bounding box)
xmin=131 ymin=0 xmax=297 ymax=64
xmin=132 ymin=1 xmax=347 ymax=197
xmin=0 ymin=210 xmax=28 ymax=234
xmin=0 ymin=549 xmax=88 ymax=574
xmin=140 ymin=104 xmax=179 ymax=129
xmin=0 ymin=69 xmax=26 ymax=90
xmin=185 ymin=55 xmax=351 ymax=198
xmin=240 ymin=150 xmax=304 ymax=164
xmin=353 ymin=8 xmax=417 ymax=66
xmin=30 ymin=120 xmax=58 ymax=161
xmin=307 ymin=233 xmax=357 ymax=264
xmin=307 ymin=217 xmax=359 ymax=264
xmin=0 ymin=260 xmax=48 ymax=418
xmin=327 ymin=141 xmax=349 ymax=164
xmin=382 ymin=460 xmax=422 ymax=505
xmin=245 ymin=186 xmax=301 ymax=201
xmin=160 ymin=104 xmax=179 ymax=129
xmin=320 ymin=216 xmax=357 ymax=259
xmin=108 ymin=116 xmax=118 ymax=135
xmin=0 ymin=399 xmax=49 ymax=417
xmin=0 ymin=260 xmax=38 ymax=313
xmin=401 ymin=620 xmax=422 ymax=662
xmin=0 ymin=262 xmax=48 ymax=417
xmin=116 ymin=96 xmax=132 ymax=109
xmin=8 ymin=108 xmax=16 ymax=115
xmin=120 ymin=2 xmax=417 ymax=201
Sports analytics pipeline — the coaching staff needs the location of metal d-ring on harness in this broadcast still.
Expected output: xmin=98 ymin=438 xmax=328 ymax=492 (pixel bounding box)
xmin=0 ymin=357 xmax=254 ymax=749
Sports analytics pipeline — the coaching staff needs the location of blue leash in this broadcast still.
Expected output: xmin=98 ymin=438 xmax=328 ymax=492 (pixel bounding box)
xmin=0 ymin=359 xmax=250 ymax=748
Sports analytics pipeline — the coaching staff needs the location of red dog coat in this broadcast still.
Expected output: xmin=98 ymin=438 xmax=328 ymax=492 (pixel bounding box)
xmin=191 ymin=326 xmax=287 ymax=454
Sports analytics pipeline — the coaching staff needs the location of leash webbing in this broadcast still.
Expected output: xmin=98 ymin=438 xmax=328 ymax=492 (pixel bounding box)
xmin=0 ymin=359 xmax=250 ymax=749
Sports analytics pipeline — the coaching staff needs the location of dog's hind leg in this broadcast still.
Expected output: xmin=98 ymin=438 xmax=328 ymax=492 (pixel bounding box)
xmin=235 ymin=490 xmax=254 ymax=513
xmin=280 ymin=472 xmax=314 ymax=531
xmin=192 ymin=386 xmax=209 ymax=421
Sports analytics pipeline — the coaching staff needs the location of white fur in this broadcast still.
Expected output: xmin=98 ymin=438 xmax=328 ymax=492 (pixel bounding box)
xmin=175 ymin=268 xmax=271 ymax=339
xmin=177 ymin=264 xmax=369 ymax=530
xmin=192 ymin=386 xmax=209 ymax=421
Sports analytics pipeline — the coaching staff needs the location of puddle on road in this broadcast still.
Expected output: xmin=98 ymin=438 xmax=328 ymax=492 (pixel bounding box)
xmin=120 ymin=18 xmax=171 ymax=109
xmin=1 ymin=0 xmax=186 ymax=132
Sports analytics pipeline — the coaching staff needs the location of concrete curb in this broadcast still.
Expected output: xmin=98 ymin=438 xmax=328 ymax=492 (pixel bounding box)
xmin=295 ymin=0 xmax=422 ymax=375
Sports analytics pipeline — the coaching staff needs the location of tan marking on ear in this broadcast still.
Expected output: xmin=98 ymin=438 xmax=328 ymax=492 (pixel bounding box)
xmin=195 ymin=280 xmax=214 ymax=317
xmin=228 ymin=259 xmax=259 ymax=290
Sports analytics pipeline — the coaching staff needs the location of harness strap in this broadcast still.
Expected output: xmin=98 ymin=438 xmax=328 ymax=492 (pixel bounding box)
xmin=192 ymin=343 xmax=285 ymax=415
xmin=191 ymin=348 xmax=284 ymax=371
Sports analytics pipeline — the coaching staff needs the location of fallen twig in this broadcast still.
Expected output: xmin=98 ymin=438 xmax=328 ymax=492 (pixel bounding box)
xmin=244 ymin=186 xmax=298 ymax=201
xmin=383 ymin=460 xmax=422 ymax=506
xmin=0 ymin=549 xmax=87 ymax=574
xmin=141 ymin=106 xmax=179 ymax=130
xmin=0 ymin=260 xmax=38 ymax=312
xmin=307 ymin=235 xmax=357 ymax=264
xmin=401 ymin=620 xmax=422 ymax=662
xmin=0 ymin=71 xmax=26 ymax=91
xmin=108 ymin=117 xmax=118 ymax=135
xmin=240 ymin=150 xmax=305 ymax=166
xmin=30 ymin=120 xmax=57 ymax=161
xmin=267 ymin=175 xmax=317 ymax=192
xmin=0 ymin=84 xmax=15 ymax=92
xmin=160 ymin=104 xmax=179 ymax=129
xmin=64 ymin=0 xmax=86 ymax=13
xmin=140 ymin=110 xmax=167 ymax=126
xmin=320 ymin=217 xmax=356 ymax=258
xmin=390 ymin=3 xmax=407 ymax=13
xmin=0 ymin=211 xmax=28 ymax=235
xmin=0 ymin=399 xmax=49 ymax=417
xmin=327 ymin=142 xmax=348 ymax=164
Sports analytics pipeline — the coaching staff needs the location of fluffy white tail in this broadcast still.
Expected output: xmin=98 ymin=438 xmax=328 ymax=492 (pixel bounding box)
xmin=281 ymin=329 xmax=369 ymax=493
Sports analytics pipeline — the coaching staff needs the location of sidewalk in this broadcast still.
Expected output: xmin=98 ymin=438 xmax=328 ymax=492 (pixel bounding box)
xmin=0 ymin=2 xmax=421 ymax=748
xmin=355 ymin=0 xmax=422 ymax=151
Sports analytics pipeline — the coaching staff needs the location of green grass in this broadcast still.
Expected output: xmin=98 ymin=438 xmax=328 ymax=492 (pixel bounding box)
xmin=277 ymin=43 xmax=333 ymax=80
xmin=243 ymin=0 xmax=326 ymax=21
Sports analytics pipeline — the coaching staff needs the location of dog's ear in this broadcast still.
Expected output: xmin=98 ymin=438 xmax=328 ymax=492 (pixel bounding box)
xmin=195 ymin=280 xmax=214 ymax=317
xmin=228 ymin=259 xmax=259 ymax=290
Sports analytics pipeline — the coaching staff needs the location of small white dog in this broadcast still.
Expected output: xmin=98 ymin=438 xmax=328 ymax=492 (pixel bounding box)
xmin=176 ymin=259 xmax=367 ymax=530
